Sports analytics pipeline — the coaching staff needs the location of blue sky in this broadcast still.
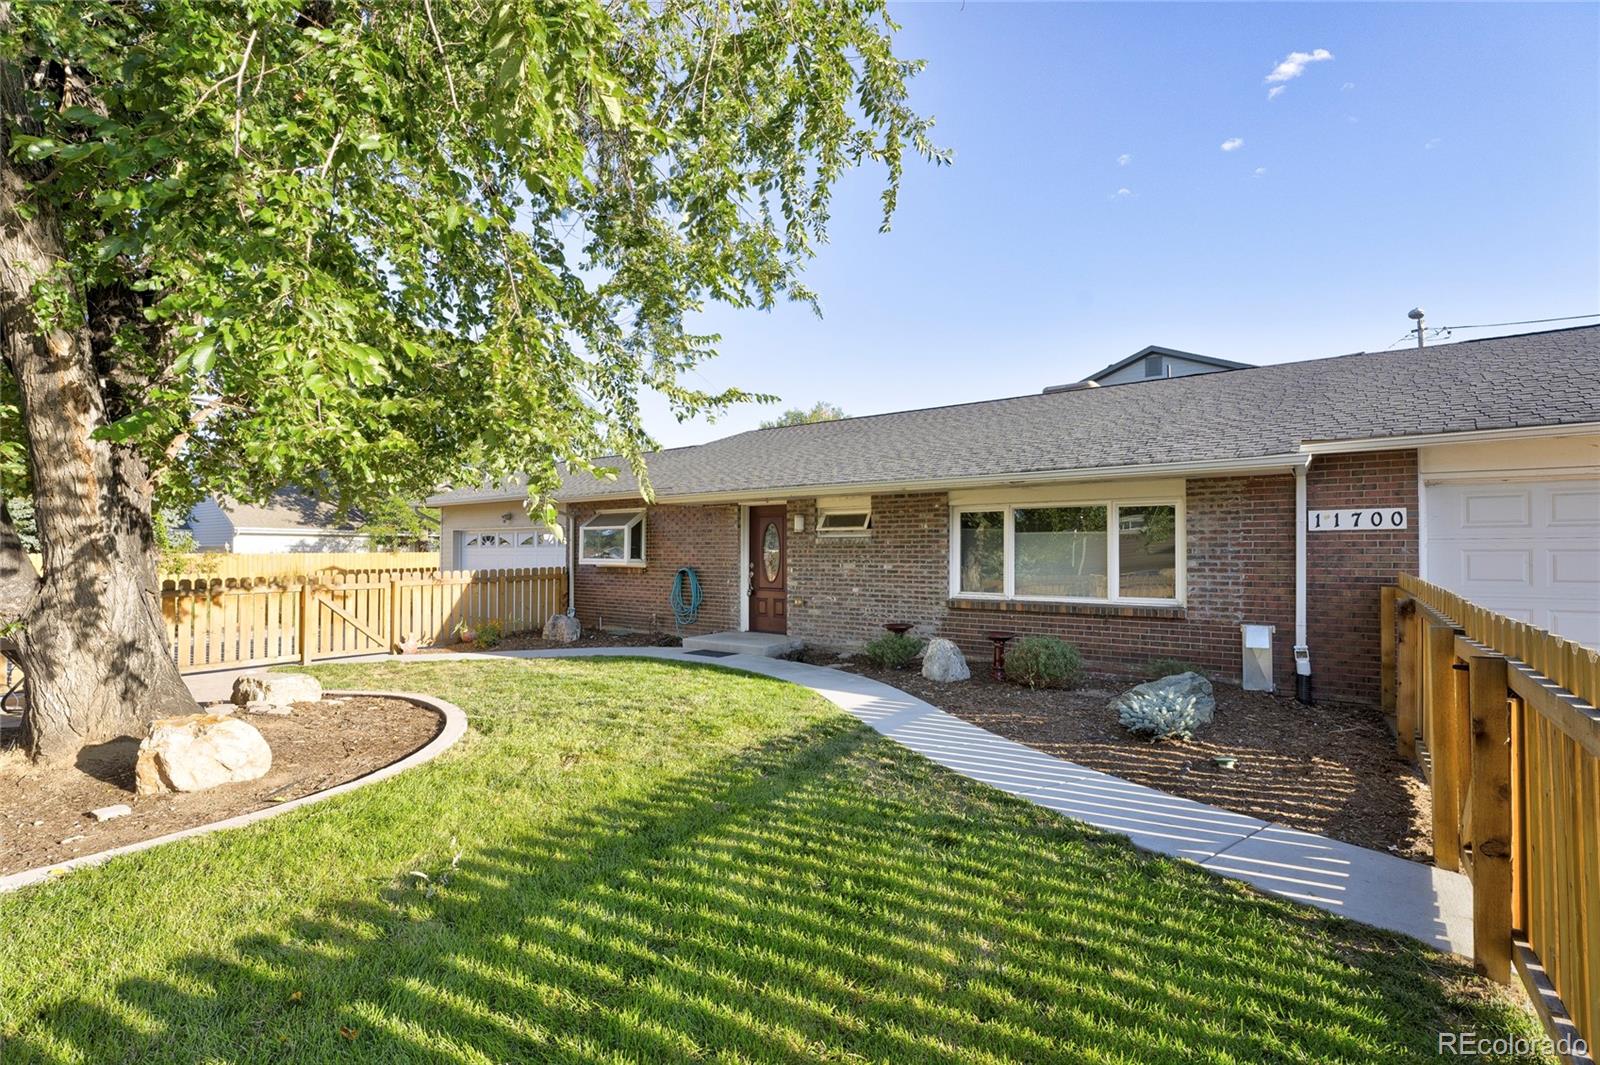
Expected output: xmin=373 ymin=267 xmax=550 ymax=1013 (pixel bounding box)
xmin=642 ymin=2 xmax=1600 ymax=448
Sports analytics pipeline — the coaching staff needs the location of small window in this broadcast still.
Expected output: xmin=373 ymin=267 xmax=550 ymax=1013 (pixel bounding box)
xmin=579 ymin=510 xmax=646 ymax=566
xmin=817 ymin=509 xmax=872 ymax=535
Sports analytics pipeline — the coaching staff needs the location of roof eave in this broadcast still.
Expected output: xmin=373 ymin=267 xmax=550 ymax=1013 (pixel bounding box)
xmin=1298 ymin=420 xmax=1600 ymax=455
xmin=552 ymin=452 xmax=1313 ymax=507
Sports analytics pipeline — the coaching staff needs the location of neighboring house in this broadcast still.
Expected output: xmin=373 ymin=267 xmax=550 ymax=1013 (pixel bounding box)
xmin=429 ymin=327 xmax=1600 ymax=703
xmin=1047 ymin=345 xmax=1254 ymax=391
xmin=184 ymin=489 xmax=374 ymax=554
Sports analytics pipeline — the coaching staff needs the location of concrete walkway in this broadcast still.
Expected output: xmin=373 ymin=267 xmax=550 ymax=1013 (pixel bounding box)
xmin=187 ymin=647 xmax=1473 ymax=955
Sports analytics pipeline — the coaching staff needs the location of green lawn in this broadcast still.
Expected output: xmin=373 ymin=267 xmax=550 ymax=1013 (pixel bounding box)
xmin=1 ymin=658 xmax=1547 ymax=1063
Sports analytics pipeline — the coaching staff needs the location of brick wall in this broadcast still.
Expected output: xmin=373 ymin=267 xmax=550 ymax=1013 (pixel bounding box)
xmin=569 ymin=500 xmax=741 ymax=636
xmin=935 ymin=475 xmax=1299 ymax=683
xmin=569 ymin=454 xmax=1419 ymax=702
xmin=1305 ymin=449 xmax=1419 ymax=702
xmin=785 ymin=493 xmax=950 ymax=648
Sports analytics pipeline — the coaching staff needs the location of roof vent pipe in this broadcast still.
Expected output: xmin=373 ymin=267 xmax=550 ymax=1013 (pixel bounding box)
xmin=1408 ymin=307 xmax=1426 ymax=349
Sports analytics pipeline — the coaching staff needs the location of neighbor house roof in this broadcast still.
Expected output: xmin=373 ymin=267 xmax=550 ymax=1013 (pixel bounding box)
xmin=428 ymin=326 xmax=1600 ymax=507
xmin=1073 ymin=345 xmax=1254 ymax=387
xmin=217 ymin=489 xmax=364 ymax=532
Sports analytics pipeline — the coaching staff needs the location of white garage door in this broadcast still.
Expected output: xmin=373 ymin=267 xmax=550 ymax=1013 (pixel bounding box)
xmin=1425 ymin=479 xmax=1600 ymax=649
xmin=457 ymin=528 xmax=566 ymax=571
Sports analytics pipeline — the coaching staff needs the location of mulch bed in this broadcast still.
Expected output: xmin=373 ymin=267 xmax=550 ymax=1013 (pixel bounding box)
xmin=836 ymin=659 xmax=1434 ymax=862
xmin=417 ymin=631 xmax=682 ymax=655
xmin=0 ymin=695 xmax=441 ymax=877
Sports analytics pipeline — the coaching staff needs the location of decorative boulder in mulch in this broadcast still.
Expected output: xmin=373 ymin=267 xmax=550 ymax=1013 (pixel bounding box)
xmin=135 ymin=713 xmax=273 ymax=795
xmin=921 ymin=638 xmax=971 ymax=682
xmin=231 ymin=671 xmax=322 ymax=709
xmin=543 ymin=612 xmax=581 ymax=644
xmin=1109 ymin=671 xmax=1217 ymax=738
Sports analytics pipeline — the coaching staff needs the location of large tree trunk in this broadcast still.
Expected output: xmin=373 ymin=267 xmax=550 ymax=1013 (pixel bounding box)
xmin=0 ymin=79 xmax=199 ymax=765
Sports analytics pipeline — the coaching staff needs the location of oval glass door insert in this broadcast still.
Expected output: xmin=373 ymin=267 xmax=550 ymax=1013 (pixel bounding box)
xmin=762 ymin=523 xmax=781 ymax=582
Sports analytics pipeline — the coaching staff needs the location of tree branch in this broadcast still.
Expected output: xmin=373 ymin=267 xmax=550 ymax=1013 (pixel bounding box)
xmin=421 ymin=0 xmax=460 ymax=111
xmin=233 ymin=28 xmax=258 ymax=157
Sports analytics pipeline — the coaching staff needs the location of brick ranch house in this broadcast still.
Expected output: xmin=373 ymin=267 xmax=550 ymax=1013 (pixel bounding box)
xmin=429 ymin=327 xmax=1600 ymax=703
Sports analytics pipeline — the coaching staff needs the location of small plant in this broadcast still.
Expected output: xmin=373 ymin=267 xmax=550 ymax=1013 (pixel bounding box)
xmin=473 ymin=621 xmax=503 ymax=649
xmin=862 ymin=632 xmax=924 ymax=670
xmin=1118 ymin=689 xmax=1204 ymax=741
xmin=1004 ymin=636 xmax=1083 ymax=689
xmin=1143 ymin=657 xmax=1203 ymax=681
xmin=452 ymin=619 xmax=477 ymax=644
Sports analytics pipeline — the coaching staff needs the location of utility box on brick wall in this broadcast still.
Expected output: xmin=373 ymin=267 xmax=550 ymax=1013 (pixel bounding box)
xmin=1241 ymin=624 xmax=1275 ymax=692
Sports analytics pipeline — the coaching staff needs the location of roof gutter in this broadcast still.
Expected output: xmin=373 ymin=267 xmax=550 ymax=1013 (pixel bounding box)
xmin=550 ymin=452 xmax=1314 ymax=507
xmin=1298 ymin=420 xmax=1600 ymax=456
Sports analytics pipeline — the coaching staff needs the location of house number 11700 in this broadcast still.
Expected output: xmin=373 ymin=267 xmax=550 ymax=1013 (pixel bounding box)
xmin=1308 ymin=508 xmax=1408 ymax=531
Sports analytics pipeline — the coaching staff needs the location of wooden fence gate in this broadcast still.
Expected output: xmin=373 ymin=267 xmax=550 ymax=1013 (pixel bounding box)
xmin=1384 ymin=575 xmax=1598 ymax=1061
xmin=163 ymin=567 xmax=567 ymax=673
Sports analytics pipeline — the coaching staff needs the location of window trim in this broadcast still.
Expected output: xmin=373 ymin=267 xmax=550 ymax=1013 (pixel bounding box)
xmin=949 ymin=496 xmax=1184 ymax=606
xmin=578 ymin=509 xmax=647 ymax=567
xmin=816 ymin=508 xmax=873 ymax=536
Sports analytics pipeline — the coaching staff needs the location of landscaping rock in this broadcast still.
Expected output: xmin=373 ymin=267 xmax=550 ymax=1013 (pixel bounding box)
xmin=135 ymin=713 xmax=273 ymax=796
xmin=1108 ymin=671 xmax=1216 ymax=728
xmin=237 ymin=700 xmax=291 ymax=717
xmin=89 ymin=804 xmax=132 ymax=822
xmin=543 ymin=613 xmax=581 ymax=644
xmin=920 ymin=638 xmax=971 ymax=682
xmin=230 ymin=672 xmax=321 ymax=708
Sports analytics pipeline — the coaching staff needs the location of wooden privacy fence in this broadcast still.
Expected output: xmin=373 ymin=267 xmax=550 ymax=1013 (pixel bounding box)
xmin=159 ymin=550 xmax=441 ymax=583
xmin=162 ymin=567 xmax=567 ymax=673
xmin=1384 ymin=575 xmax=1599 ymax=1059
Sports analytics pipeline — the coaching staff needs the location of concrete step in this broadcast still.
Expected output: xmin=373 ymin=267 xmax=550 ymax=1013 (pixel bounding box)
xmin=680 ymin=631 xmax=803 ymax=658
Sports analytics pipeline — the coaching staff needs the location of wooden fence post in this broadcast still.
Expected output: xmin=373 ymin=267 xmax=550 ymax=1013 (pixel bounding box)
xmin=298 ymin=582 xmax=314 ymax=665
xmin=1396 ymin=598 xmax=1418 ymax=760
xmin=1380 ymin=585 xmax=1398 ymax=713
xmin=1468 ymin=654 xmax=1513 ymax=983
xmin=1429 ymin=621 xmax=1464 ymax=871
xmin=388 ymin=577 xmax=400 ymax=652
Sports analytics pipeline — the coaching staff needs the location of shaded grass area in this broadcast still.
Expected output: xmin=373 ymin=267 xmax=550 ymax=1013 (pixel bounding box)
xmin=1 ymin=658 xmax=1546 ymax=1063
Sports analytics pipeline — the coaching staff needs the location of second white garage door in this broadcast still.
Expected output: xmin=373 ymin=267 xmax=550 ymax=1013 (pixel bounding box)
xmin=456 ymin=528 xmax=566 ymax=571
xmin=1425 ymin=479 xmax=1600 ymax=649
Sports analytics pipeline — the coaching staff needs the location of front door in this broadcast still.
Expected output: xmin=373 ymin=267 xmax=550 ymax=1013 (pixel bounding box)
xmin=748 ymin=505 xmax=787 ymax=634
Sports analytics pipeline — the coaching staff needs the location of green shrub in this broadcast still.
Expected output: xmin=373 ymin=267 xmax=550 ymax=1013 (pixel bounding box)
xmin=473 ymin=621 xmax=503 ymax=649
xmin=862 ymin=632 xmax=924 ymax=670
xmin=1118 ymin=689 xmax=1203 ymax=741
xmin=1143 ymin=657 xmax=1203 ymax=681
xmin=1004 ymin=636 xmax=1083 ymax=689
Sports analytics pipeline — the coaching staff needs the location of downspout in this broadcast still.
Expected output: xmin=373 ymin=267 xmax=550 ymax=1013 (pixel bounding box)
xmin=1293 ymin=456 xmax=1313 ymax=703
xmin=566 ymin=512 xmax=578 ymax=616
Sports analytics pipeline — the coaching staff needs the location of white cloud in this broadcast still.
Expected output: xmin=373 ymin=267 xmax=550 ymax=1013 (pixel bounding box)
xmin=1253 ymin=167 xmax=1267 ymax=177
xmin=1114 ymin=187 xmax=1134 ymax=197
xmin=1424 ymin=137 xmax=1442 ymax=150
xmin=1220 ymin=137 xmax=1244 ymax=152
xmin=1263 ymin=48 xmax=1333 ymax=98
xmin=1117 ymin=153 xmax=1132 ymax=166
xmin=1342 ymin=82 xmax=1356 ymax=91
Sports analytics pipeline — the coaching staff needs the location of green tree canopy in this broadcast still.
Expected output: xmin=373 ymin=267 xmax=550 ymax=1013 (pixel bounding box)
xmin=0 ymin=0 xmax=943 ymax=762
xmin=759 ymin=401 xmax=846 ymax=429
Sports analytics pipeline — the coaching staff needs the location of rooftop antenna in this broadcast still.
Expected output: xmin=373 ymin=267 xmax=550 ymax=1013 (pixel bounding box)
xmin=1408 ymin=307 xmax=1426 ymax=349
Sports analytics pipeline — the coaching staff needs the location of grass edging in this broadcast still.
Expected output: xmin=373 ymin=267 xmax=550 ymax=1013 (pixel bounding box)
xmin=0 ymin=690 xmax=466 ymax=894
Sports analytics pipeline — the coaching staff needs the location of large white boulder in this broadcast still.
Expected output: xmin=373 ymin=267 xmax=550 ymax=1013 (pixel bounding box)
xmin=135 ymin=713 xmax=273 ymax=795
xmin=543 ymin=613 xmax=581 ymax=644
xmin=921 ymin=638 xmax=971 ymax=682
xmin=231 ymin=672 xmax=322 ymax=708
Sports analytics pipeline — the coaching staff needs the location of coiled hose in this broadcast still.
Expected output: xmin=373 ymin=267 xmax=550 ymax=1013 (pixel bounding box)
xmin=671 ymin=566 xmax=702 ymax=631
